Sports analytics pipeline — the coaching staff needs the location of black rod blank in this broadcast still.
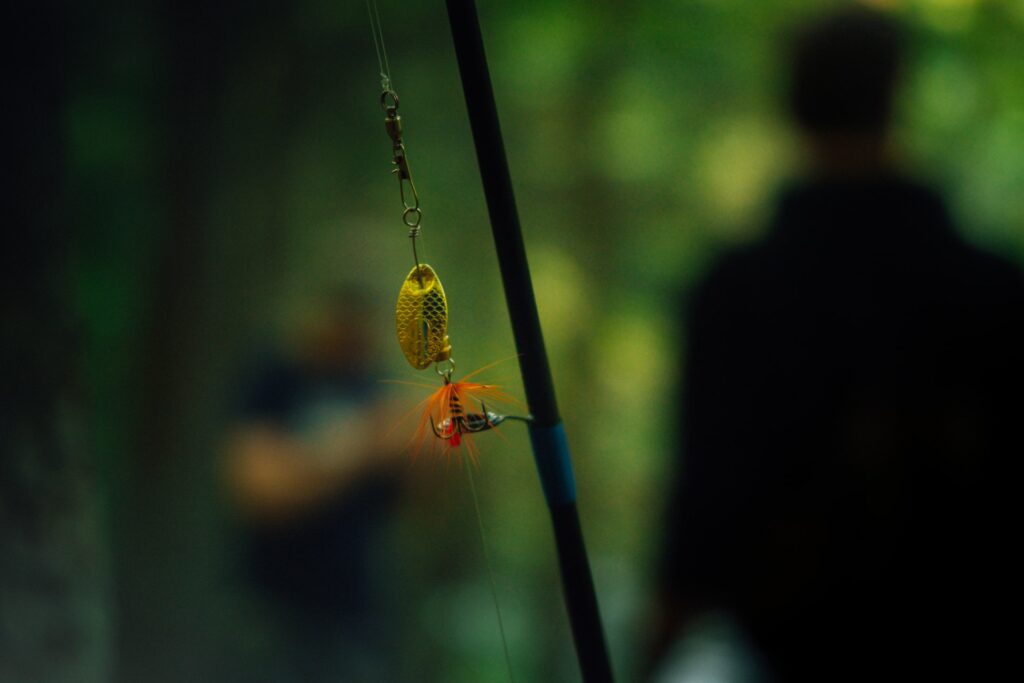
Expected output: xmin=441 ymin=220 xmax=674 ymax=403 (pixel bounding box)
xmin=444 ymin=1 xmax=614 ymax=680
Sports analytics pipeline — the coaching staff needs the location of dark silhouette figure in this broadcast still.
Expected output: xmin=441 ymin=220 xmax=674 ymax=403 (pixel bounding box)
xmin=654 ymin=7 xmax=1024 ymax=681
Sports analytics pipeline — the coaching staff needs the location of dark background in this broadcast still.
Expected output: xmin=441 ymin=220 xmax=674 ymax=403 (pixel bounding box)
xmin=5 ymin=0 xmax=1023 ymax=681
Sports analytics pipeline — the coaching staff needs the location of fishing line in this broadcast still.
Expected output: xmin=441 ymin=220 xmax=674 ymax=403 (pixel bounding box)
xmin=368 ymin=6 xmax=520 ymax=679
xmin=464 ymin=456 xmax=516 ymax=683
xmin=369 ymin=0 xmax=433 ymax=278
xmin=366 ymin=0 xmax=393 ymax=91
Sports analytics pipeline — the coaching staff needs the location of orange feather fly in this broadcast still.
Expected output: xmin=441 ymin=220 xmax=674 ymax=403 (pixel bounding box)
xmin=389 ymin=359 xmax=522 ymax=463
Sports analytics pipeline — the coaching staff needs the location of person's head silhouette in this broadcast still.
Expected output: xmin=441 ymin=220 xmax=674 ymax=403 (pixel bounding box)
xmin=788 ymin=6 xmax=904 ymax=175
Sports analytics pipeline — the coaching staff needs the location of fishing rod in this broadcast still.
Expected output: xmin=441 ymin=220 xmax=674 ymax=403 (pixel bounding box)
xmin=443 ymin=1 xmax=614 ymax=680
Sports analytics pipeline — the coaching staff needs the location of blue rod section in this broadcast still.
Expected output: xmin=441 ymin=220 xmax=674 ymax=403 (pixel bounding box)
xmin=528 ymin=423 xmax=577 ymax=507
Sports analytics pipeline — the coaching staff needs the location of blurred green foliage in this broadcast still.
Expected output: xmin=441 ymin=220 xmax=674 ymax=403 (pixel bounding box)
xmin=66 ymin=0 xmax=1022 ymax=680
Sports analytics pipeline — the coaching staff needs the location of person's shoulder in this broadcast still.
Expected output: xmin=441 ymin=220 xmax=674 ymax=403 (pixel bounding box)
xmin=234 ymin=348 xmax=304 ymax=420
xmin=954 ymin=241 xmax=1024 ymax=317
xmin=684 ymin=240 xmax=774 ymax=319
xmin=955 ymin=237 xmax=1024 ymax=285
xmin=242 ymin=348 xmax=301 ymax=386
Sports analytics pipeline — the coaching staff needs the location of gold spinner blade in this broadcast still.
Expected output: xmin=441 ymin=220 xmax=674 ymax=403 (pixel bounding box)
xmin=395 ymin=264 xmax=452 ymax=369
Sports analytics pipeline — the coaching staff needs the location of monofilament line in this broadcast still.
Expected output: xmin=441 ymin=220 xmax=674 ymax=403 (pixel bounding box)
xmin=366 ymin=0 xmax=393 ymax=91
xmin=464 ymin=456 xmax=516 ymax=682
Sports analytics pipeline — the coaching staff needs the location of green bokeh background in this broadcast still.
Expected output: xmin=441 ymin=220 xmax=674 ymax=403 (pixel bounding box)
xmin=65 ymin=0 xmax=1023 ymax=680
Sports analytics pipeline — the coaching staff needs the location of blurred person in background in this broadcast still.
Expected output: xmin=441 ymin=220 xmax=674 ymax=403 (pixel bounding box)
xmin=223 ymin=287 xmax=406 ymax=683
xmin=652 ymin=5 xmax=1024 ymax=682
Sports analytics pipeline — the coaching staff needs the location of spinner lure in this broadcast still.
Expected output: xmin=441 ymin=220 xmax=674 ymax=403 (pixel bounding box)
xmin=377 ymin=80 xmax=524 ymax=456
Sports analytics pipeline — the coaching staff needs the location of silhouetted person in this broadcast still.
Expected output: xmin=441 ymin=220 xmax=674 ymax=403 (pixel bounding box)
xmin=654 ymin=7 xmax=1024 ymax=681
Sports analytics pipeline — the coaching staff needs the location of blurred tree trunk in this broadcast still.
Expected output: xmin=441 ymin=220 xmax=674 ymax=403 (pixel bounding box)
xmin=113 ymin=3 xmax=235 ymax=681
xmin=114 ymin=2 xmax=295 ymax=680
xmin=1 ymin=3 xmax=111 ymax=682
